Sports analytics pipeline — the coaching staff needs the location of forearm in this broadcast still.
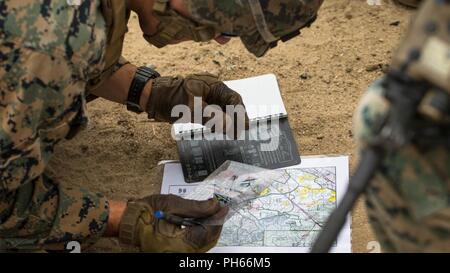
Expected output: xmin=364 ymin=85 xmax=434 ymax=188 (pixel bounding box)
xmin=90 ymin=63 xmax=153 ymax=111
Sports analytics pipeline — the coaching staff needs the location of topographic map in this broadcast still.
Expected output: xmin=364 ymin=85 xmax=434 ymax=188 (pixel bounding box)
xmin=160 ymin=156 xmax=351 ymax=252
xmin=217 ymin=167 xmax=337 ymax=247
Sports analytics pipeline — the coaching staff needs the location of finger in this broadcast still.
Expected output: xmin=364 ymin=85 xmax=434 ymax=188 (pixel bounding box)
xmin=202 ymin=104 xmax=233 ymax=135
xmin=185 ymin=97 xmax=231 ymax=136
xmin=202 ymin=101 xmax=249 ymax=139
xmin=146 ymin=194 xmax=222 ymax=218
xmin=184 ymin=78 xmax=249 ymax=134
xmin=214 ymin=35 xmax=231 ymax=45
xmin=184 ymin=94 xmax=244 ymax=139
xmin=184 ymin=74 xmax=219 ymax=97
xmin=185 ymin=206 xmax=229 ymax=251
xmin=203 ymin=107 xmax=248 ymax=139
xmin=206 ymin=85 xmax=250 ymax=133
xmin=171 ymin=197 xmax=222 ymax=219
xmin=201 ymin=206 xmax=229 ymax=226
xmin=225 ymin=105 xmax=249 ymax=138
xmin=205 ymin=84 xmax=245 ymax=111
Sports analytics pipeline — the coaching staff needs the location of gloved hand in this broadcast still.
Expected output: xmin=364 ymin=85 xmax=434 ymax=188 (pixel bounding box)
xmin=118 ymin=194 xmax=228 ymax=253
xmin=353 ymin=77 xmax=391 ymax=149
xmin=146 ymin=73 xmax=249 ymax=136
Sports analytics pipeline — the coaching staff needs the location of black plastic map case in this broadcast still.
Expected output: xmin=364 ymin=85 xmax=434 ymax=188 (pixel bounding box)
xmin=177 ymin=117 xmax=300 ymax=182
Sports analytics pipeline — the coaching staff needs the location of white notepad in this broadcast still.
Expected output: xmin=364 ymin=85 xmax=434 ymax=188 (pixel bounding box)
xmin=172 ymin=74 xmax=288 ymax=136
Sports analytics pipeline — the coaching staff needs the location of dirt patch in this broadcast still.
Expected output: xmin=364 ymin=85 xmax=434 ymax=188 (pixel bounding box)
xmin=48 ymin=0 xmax=415 ymax=252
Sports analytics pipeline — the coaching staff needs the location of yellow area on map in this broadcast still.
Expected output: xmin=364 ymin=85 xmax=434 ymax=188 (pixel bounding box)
xmin=297 ymin=187 xmax=327 ymax=199
xmin=298 ymin=173 xmax=317 ymax=183
xmin=328 ymin=192 xmax=336 ymax=202
xmin=260 ymin=188 xmax=270 ymax=196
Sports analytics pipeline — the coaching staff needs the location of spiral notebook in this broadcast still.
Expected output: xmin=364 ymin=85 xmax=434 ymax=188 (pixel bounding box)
xmin=173 ymin=74 xmax=301 ymax=182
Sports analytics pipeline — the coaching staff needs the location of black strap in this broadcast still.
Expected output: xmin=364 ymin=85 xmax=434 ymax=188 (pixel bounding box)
xmin=126 ymin=66 xmax=160 ymax=113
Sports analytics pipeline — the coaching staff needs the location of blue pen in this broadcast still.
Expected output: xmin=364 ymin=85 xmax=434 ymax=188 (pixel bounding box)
xmin=154 ymin=210 xmax=204 ymax=228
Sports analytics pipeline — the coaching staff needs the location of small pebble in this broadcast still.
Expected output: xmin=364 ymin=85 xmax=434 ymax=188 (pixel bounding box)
xmin=365 ymin=64 xmax=380 ymax=72
xmin=300 ymin=73 xmax=310 ymax=80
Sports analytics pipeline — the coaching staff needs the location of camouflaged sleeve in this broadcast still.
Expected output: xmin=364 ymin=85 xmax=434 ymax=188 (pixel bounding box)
xmin=364 ymin=144 xmax=450 ymax=252
xmin=355 ymin=0 xmax=450 ymax=252
xmin=356 ymin=80 xmax=450 ymax=252
xmin=0 ymin=0 xmax=109 ymax=251
xmin=86 ymin=56 xmax=130 ymax=102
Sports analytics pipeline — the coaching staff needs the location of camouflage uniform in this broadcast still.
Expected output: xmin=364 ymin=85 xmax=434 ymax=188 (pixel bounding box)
xmin=0 ymin=0 xmax=109 ymax=251
xmin=0 ymin=0 xmax=324 ymax=252
xmin=185 ymin=0 xmax=323 ymax=57
xmin=355 ymin=80 xmax=450 ymax=252
xmin=365 ymin=145 xmax=450 ymax=252
xmin=355 ymin=0 xmax=450 ymax=252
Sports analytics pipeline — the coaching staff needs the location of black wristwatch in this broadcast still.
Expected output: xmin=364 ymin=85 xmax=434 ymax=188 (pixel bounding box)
xmin=126 ymin=66 xmax=160 ymax=113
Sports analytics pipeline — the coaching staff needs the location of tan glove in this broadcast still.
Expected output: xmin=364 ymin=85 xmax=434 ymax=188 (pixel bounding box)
xmin=119 ymin=194 xmax=228 ymax=253
xmin=146 ymin=73 xmax=249 ymax=136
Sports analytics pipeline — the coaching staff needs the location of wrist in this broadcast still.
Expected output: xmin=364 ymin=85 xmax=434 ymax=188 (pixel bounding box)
xmin=127 ymin=66 xmax=160 ymax=113
xmin=104 ymin=200 xmax=127 ymax=237
xmin=139 ymin=79 xmax=153 ymax=111
xmin=118 ymin=201 xmax=152 ymax=247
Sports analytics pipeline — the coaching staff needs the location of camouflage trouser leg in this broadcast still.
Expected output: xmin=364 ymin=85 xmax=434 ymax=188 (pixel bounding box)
xmin=0 ymin=0 xmax=109 ymax=251
xmin=365 ymin=143 xmax=450 ymax=252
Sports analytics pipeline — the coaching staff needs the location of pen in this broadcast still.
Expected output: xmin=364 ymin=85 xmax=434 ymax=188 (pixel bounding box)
xmin=154 ymin=210 xmax=206 ymax=228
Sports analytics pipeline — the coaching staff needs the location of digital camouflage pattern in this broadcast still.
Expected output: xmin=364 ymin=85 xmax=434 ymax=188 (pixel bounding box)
xmin=365 ymin=145 xmax=450 ymax=252
xmin=354 ymin=0 xmax=450 ymax=252
xmin=0 ymin=0 xmax=109 ymax=251
xmin=354 ymin=81 xmax=450 ymax=252
xmin=186 ymin=0 xmax=324 ymax=57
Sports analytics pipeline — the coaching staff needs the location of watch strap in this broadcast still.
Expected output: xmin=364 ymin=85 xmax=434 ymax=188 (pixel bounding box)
xmin=127 ymin=66 xmax=160 ymax=113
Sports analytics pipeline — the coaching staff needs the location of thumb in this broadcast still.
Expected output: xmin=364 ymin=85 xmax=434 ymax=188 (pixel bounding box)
xmin=202 ymin=104 xmax=233 ymax=136
xmin=146 ymin=194 xmax=222 ymax=219
xmin=171 ymin=197 xmax=222 ymax=219
xmin=202 ymin=102 xmax=248 ymax=139
xmin=184 ymin=206 xmax=229 ymax=252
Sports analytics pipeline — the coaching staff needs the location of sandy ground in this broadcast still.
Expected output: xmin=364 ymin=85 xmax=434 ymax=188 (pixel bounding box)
xmin=47 ymin=0 xmax=415 ymax=252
